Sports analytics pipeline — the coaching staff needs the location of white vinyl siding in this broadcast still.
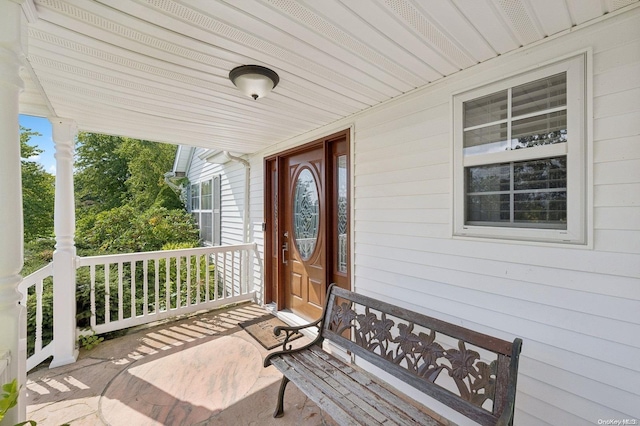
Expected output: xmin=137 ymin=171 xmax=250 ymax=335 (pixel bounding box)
xmin=245 ymin=9 xmax=640 ymax=426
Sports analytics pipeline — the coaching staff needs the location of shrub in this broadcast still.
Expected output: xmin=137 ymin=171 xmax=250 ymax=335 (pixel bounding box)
xmin=22 ymin=237 xmax=56 ymax=276
xmin=77 ymin=205 xmax=199 ymax=253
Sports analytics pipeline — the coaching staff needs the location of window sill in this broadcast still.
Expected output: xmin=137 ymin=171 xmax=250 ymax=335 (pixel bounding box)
xmin=453 ymin=226 xmax=589 ymax=248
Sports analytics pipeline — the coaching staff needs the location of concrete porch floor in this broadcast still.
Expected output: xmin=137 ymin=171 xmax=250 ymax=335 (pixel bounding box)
xmin=26 ymin=303 xmax=338 ymax=426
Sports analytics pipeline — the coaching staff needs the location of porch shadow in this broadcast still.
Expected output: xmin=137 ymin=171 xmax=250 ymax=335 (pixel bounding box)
xmin=26 ymin=303 xmax=332 ymax=425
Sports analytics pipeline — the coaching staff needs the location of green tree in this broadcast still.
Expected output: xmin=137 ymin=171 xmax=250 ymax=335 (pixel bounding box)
xmin=118 ymin=139 xmax=178 ymax=210
xmin=153 ymin=185 xmax=184 ymax=210
xmin=75 ymin=133 xmax=180 ymax=217
xmin=21 ymin=126 xmax=55 ymax=241
xmin=74 ymin=134 xmax=192 ymax=254
xmin=75 ymin=133 xmax=130 ymax=215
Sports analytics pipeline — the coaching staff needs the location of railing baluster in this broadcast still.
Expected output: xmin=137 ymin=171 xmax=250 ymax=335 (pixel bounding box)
xmin=143 ymin=259 xmax=148 ymax=316
xmin=205 ymin=254 xmax=210 ymax=303
xmin=176 ymin=256 xmax=181 ymax=309
xmin=227 ymin=251 xmax=230 ymax=298
xmin=165 ymin=256 xmax=170 ymax=311
xmin=231 ymin=251 xmax=236 ymax=298
xmin=214 ymin=252 xmax=219 ymax=301
xmin=35 ymin=279 xmax=43 ymax=353
xmin=90 ymin=264 xmax=96 ymax=329
xmin=154 ymin=258 xmax=160 ymax=314
xmin=195 ymin=254 xmax=201 ymax=305
xmin=222 ymin=252 xmax=233 ymax=298
xmin=186 ymin=254 xmax=191 ymax=307
xmin=239 ymin=250 xmax=243 ymax=296
xmin=131 ymin=261 xmax=136 ymax=319
xmin=246 ymin=249 xmax=250 ymax=295
xmin=105 ymin=263 xmax=110 ymax=325
xmin=118 ymin=262 xmax=123 ymax=321
xmin=218 ymin=251 xmax=223 ymax=299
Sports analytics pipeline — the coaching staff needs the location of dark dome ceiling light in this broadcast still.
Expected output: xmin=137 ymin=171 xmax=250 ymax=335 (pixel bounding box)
xmin=229 ymin=65 xmax=280 ymax=100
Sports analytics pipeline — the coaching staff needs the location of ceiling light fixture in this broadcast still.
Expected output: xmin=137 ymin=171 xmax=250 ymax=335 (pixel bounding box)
xmin=229 ymin=65 xmax=279 ymax=100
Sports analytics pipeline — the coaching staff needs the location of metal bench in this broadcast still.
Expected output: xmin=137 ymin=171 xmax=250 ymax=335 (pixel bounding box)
xmin=264 ymin=284 xmax=522 ymax=426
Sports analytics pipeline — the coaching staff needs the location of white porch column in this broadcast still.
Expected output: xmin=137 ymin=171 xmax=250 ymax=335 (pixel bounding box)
xmin=0 ymin=1 xmax=26 ymax=424
xmin=49 ymin=118 xmax=79 ymax=368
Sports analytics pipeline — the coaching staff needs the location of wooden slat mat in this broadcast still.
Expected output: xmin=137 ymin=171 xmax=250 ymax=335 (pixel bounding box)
xmin=239 ymin=315 xmax=302 ymax=350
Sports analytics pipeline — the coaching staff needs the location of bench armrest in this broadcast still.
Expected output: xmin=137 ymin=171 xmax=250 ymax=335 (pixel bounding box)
xmin=495 ymin=399 xmax=514 ymax=426
xmin=495 ymin=337 xmax=523 ymax=426
xmin=273 ymin=318 xmax=321 ymax=338
xmin=263 ymin=318 xmax=324 ymax=368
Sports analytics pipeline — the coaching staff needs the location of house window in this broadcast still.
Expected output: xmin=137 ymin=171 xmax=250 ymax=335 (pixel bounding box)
xmin=190 ymin=182 xmax=200 ymax=230
xmin=189 ymin=177 xmax=221 ymax=245
xmin=454 ymin=55 xmax=586 ymax=244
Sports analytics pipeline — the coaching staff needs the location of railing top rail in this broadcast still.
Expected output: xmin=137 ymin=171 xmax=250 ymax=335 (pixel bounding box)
xmin=19 ymin=262 xmax=54 ymax=291
xmin=76 ymin=242 xmax=257 ymax=266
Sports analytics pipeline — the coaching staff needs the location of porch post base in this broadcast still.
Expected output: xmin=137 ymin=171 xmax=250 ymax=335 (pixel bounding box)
xmin=49 ymin=351 xmax=79 ymax=369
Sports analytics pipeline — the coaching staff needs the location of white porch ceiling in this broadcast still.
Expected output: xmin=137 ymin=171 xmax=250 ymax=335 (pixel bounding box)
xmin=19 ymin=0 xmax=638 ymax=154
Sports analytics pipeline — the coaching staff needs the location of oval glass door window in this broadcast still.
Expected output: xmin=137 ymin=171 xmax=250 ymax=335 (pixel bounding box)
xmin=293 ymin=168 xmax=319 ymax=260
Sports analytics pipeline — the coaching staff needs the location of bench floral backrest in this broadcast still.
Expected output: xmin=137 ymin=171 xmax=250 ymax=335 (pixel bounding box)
xmin=322 ymin=285 xmax=521 ymax=426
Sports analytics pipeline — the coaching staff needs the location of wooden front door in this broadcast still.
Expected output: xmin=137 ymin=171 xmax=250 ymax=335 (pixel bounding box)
xmin=265 ymin=130 xmax=350 ymax=321
xmin=283 ymin=145 xmax=326 ymax=319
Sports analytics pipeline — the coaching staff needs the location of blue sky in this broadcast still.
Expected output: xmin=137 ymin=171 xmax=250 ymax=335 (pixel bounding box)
xmin=20 ymin=115 xmax=56 ymax=175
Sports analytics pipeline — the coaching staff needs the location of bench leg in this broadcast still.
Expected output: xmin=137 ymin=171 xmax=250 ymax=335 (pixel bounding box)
xmin=273 ymin=375 xmax=290 ymax=418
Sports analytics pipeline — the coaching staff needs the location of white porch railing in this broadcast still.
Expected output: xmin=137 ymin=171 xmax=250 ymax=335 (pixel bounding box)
xmin=18 ymin=262 xmax=55 ymax=372
xmin=76 ymin=243 xmax=256 ymax=335
xmin=19 ymin=243 xmax=257 ymax=371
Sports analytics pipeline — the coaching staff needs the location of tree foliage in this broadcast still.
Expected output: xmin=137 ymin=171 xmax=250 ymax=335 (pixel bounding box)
xmin=75 ymin=133 xmax=131 ymax=214
xmin=153 ymin=184 xmax=184 ymax=210
xmin=118 ymin=138 xmax=179 ymax=210
xmin=21 ymin=127 xmax=55 ymax=241
xmin=74 ymin=133 xmax=191 ymax=254
xmin=77 ymin=205 xmax=198 ymax=253
xmin=75 ymin=133 xmax=180 ymax=216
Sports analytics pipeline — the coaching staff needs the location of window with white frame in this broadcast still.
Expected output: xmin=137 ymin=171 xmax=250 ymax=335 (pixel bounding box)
xmin=189 ymin=177 xmax=221 ymax=245
xmin=453 ymin=54 xmax=587 ymax=244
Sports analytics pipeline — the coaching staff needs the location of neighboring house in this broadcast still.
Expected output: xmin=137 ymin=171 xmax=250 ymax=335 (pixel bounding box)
xmin=173 ymin=147 xmax=246 ymax=248
xmin=182 ymin=152 xmax=222 ymax=247
xmin=174 ymin=11 xmax=640 ymax=425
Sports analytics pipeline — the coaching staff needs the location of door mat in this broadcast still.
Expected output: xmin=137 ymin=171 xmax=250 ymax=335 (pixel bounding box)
xmin=239 ymin=315 xmax=303 ymax=350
